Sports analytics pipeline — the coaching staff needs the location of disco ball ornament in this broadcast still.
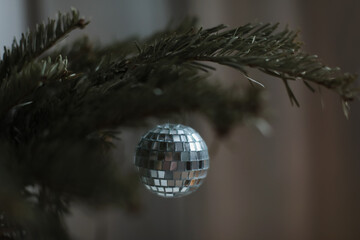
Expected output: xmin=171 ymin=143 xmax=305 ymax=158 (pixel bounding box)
xmin=134 ymin=123 xmax=209 ymax=198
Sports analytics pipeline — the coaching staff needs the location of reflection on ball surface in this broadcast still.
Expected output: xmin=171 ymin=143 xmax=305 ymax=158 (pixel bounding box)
xmin=134 ymin=123 xmax=209 ymax=198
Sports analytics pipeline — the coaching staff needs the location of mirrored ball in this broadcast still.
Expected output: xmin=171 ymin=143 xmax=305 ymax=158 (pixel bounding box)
xmin=134 ymin=123 xmax=209 ymax=198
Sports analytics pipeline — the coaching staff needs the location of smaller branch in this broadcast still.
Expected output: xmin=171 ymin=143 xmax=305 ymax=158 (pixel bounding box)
xmin=0 ymin=8 xmax=88 ymax=82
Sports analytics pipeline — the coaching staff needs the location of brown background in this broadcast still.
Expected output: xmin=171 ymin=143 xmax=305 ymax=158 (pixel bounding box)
xmin=1 ymin=0 xmax=359 ymax=239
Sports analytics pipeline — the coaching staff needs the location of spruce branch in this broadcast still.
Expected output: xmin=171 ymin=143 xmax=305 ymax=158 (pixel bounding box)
xmin=57 ymin=21 xmax=358 ymax=107
xmin=0 ymin=8 xmax=88 ymax=82
xmin=132 ymin=23 xmax=357 ymax=105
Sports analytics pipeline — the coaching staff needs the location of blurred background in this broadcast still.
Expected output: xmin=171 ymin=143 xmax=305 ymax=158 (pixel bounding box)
xmin=1 ymin=0 xmax=359 ymax=239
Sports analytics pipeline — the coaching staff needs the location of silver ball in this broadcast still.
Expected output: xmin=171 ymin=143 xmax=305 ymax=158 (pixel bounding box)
xmin=134 ymin=123 xmax=209 ymax=198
